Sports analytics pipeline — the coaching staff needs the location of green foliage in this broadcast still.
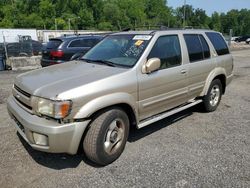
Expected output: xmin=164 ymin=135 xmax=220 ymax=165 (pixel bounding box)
xmin=0 ymin=0 xmax=249 ymax=35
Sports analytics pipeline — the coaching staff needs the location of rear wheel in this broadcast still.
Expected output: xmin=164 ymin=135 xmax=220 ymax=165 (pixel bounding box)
xmin=203 ymin=79 xmax=222 ymax=112
xmin=83 ymin=108 xmax=129 ymax=166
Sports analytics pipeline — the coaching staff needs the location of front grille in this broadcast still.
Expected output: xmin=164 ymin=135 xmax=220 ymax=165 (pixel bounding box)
xmin=13 ymin=85 xmax=32 ymax=112
xmin=14 ymin=85 xmax=31 ymax=98
xmin=14 ymin=96 xmax=32 ymax=110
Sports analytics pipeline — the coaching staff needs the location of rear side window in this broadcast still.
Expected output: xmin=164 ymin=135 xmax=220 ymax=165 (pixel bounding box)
xmin=69 ymin=38 xmax=99 ymax=48
xmin=69 ymin=39 xmax=81 ymax=47
xmin=184 ymin=34 xmax=210 ymax=62
xmin=205 ymin=32 xmax=229 ymax=56
xmin=199 ymin=35 xmax=210 ymax=58
xmin=184 ymin=34 xmax=203 ymax=62
xmin=148 ymin=35 xmax=182 ymax=70
xmin=46 ymin=39 xmax=62 ymax=49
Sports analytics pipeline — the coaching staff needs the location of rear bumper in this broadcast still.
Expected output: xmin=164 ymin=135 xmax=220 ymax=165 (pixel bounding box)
xmin=7 ymin=96 xmax=90 ymax=154
xmin=41 ymin=59 xmax=65 ymax=67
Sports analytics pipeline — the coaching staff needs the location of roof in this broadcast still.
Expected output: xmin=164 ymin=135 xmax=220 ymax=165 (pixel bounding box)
xmin=111 ymin=28 xmax=214 ymax=36
xmin=50 ymin=34 xmax=105 ymax=41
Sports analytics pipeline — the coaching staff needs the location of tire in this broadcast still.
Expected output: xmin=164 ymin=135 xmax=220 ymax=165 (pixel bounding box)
xmin=203 ymin=79 xmax=222 ymax=112
xmin=83 ymin=108 xmax=129 ymax=166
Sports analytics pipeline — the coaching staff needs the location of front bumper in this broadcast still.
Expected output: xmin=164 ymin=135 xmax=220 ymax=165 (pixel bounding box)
xmin=7 ymin=96 xmax=90 ymax=154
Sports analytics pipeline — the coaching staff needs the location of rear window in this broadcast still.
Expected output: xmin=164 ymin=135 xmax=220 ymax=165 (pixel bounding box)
xmin=205 ymin=32 xmax=229 ymax=56
xmin=46 ymin=39 xmax=62 ymax=49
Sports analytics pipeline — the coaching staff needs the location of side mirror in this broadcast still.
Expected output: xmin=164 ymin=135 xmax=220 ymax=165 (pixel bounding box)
xmin=142 ymin=58 xmax=161 ymax=74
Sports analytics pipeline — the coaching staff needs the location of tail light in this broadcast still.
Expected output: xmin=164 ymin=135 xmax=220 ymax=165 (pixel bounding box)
xmin=50 ymin=50 xmax=64 ymax=58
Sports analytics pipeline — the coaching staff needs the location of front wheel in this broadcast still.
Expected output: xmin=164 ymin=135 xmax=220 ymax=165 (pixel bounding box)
xmin=83 ymin=108 xmax=129 ymax=166
xmin=202 ymin=79 xmax=222 ymax=112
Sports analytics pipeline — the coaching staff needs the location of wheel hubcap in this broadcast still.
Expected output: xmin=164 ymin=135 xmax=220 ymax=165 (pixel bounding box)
xmin=104 ymin=119 xmax=125 ymax=154
xmin=209 ymin=85 xmax=220 ymax=106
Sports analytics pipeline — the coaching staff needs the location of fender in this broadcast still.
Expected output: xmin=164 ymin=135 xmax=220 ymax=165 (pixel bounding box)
xmin=200 ymin=67 xmax=227 ymax=96
xmin=74 ymin=92 xmax=138 ymax=121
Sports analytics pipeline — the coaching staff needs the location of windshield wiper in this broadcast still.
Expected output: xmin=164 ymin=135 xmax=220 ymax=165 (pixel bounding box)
xmin=80 ymin=58 xmax=116 ymax=67
xmin=91 ymin=59 xmax=117 ymax=67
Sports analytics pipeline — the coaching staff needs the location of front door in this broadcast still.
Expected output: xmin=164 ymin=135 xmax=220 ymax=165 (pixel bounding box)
xmin=138 ymin=35 xmax=189 ymax=121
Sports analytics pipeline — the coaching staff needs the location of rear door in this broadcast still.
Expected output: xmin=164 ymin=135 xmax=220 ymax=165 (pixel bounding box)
xmin=205 ymin=32 xmax=233 ymax=78
xmin=183 ymin=34 xmax=215 ymax=99
xmin=138 ymin=35 xmax=189 ymax=120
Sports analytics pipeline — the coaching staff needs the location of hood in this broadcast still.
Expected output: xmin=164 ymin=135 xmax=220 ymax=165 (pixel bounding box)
xmin=14 ymin=61 xmax=127 ymax=99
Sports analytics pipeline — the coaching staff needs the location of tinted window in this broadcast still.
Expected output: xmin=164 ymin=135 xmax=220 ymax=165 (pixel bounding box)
xmin=205 ymin=32 xmax=229 ymax=56
xmin=199 ymin=35 xmax=210 ymax=59
xmin=69 ymin=38 xmax=98 ymax=48
xmin=80 ymin=39 xmax=97 ymax=47
xmin=148 ymin=35 xmax=181 ymax=69
xmin=184 ymin=34 xmax=203 ymax=62
xmin=46 ymin=39 xmax=62 ymax=49
xmin=69 ymin=39 xmax=81 ymax=47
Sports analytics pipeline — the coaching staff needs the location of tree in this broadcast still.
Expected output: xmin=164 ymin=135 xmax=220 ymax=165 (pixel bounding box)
xmin=209 ymin=12 xmax=222 ymax=32
xmin=0 ymin=0 xmax=249 ymax=35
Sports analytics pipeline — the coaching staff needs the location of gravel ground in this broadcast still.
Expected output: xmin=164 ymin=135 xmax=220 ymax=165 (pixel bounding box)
xmin=0 ymin=50 xmax=249 ymax=188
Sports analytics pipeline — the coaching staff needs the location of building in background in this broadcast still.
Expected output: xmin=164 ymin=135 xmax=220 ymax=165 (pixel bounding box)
xmin=0 ymin=29 xmax=38 ymax=43
xmin=37 ymin=30 xmax=106 ymax=43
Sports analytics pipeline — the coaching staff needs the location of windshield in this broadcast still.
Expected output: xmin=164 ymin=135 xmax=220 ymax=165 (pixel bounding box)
xmin=82 ymin=34 xmax=152 ymax=67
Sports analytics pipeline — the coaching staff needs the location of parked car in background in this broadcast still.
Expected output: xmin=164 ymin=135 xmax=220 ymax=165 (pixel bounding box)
xmin=235 ymin=35 xmax=250 ymax=42
xmin=32 ymin=40 xmax=43 ymax=55
xmin=0 ymin=39 xmax=42 ymax=57
xmin=246 ymin=38 xmax=250 ymax=44
xmin=231 ymin=36 xmax=239 ymax=42
xmin=41 ymin=35 xmax=104 ymax=67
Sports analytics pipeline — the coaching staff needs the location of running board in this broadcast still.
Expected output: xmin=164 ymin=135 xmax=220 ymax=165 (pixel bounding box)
xmin=137 ymin=99 xmax=202 ymax=129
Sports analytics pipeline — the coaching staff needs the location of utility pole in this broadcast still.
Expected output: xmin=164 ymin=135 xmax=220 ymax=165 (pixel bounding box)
xmin=183 ymin=0 xmax=186 ymax=27
xmin=68 ymin=18 xmax=71 ymax=31
xmin=2 ymin=31 xmax=8 ymax=60
xmin=55 ymin=18 xmax=57 ymax=30
xmin=68 ymin=17 xmax=80 ymax=31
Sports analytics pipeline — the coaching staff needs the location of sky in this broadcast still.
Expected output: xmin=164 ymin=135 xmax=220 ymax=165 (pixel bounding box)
xmin=167 ymin=0 xmax=250 ymax=16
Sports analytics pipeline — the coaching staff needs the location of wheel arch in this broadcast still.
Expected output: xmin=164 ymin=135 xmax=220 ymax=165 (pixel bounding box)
xmin=213 ymin=74 xmax=226 ymax=94
xmin=74 ymin=92 xmax=138 ymax=127
xmin=88 ymin=103 xmax=137 ymax=129
xmin=200 ymin=68 xmax=227 ymax=96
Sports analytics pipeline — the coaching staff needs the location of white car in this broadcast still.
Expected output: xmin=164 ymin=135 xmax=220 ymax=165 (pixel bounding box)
xmin=246 ymin=38 xmax=250 ymax=44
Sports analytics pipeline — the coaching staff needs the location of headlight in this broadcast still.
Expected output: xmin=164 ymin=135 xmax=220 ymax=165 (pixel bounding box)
xmin=32 ymin=96 xmax=72 ymax=119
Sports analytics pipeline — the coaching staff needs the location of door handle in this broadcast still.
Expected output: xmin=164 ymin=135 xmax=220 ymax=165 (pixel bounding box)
xmin=181 ymin=69 xmax=187 ymax=74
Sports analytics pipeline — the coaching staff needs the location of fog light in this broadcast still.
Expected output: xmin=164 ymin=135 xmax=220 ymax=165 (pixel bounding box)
xmin=33 ymin=132 xmax=48 ymax=146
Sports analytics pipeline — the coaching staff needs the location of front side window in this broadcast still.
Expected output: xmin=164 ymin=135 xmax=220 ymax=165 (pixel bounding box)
xmin=148 ymin=35 xmax=182 ymax=69
xmin=205 ymin=32 xmax=229 ymax=56
xmin=83 ymin=34 xmax=151 ymax=67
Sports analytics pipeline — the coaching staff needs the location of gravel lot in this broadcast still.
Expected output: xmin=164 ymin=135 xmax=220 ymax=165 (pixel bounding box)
xmin=0 ymin=50 xmax=249 ymax=188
